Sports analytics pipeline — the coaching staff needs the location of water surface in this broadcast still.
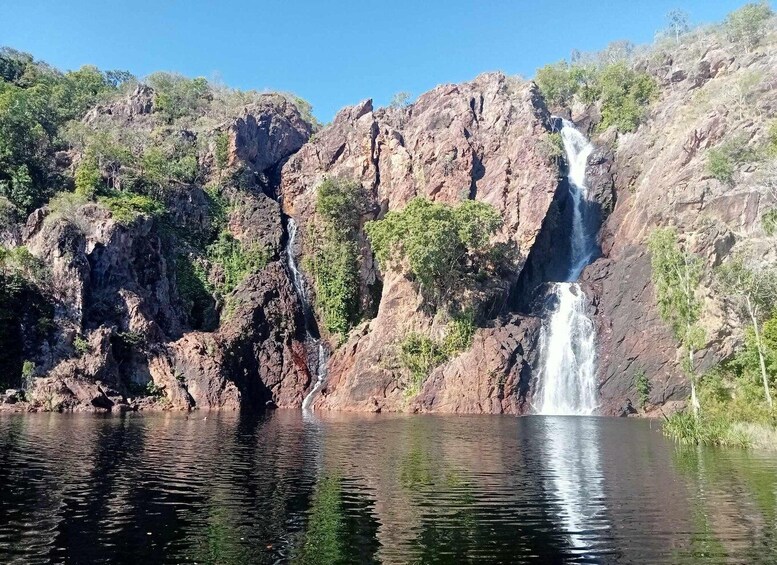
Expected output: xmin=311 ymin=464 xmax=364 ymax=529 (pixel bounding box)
xmin=1 ymin=411 xmax=776 ymax=564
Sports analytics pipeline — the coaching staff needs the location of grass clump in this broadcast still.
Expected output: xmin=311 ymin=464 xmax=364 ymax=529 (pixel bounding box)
xmin=706 ymin=135 xmax=756 ymax=184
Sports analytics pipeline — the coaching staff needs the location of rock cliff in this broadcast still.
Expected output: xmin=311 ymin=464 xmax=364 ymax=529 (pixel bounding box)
xmin=3 ymin=22 xmax=776 ymax=415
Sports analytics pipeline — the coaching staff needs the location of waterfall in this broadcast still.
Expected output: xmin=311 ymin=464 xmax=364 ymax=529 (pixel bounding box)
xmin=285 ymin=217 xmax=328 ymax=411
xmin=535 ymin=120 xmax=599 ymax=416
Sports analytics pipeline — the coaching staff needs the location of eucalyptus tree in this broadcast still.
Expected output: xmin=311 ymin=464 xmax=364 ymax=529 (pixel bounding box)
xmin=648 ymin=228 xmax=706 ymax=416
xmin=716 ymin=256 xmax=777 ymax=408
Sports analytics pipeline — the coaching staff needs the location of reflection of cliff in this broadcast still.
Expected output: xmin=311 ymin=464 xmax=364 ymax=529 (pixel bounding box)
xmin=3 ymin=411 xmax=777 ymax=562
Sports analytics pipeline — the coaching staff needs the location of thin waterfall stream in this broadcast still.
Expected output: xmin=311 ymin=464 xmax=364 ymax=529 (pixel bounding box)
xmin=535 ymin=120 xmax=600 ymax=416
xmin=285 ymin=217 xmax=329 ymax=411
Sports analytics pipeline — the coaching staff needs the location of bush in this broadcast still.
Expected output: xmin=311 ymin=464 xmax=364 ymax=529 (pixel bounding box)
xmin=400 ymin=333 xmax=447 ymax=391
xmin=175 ymin=254 xmax=214 ymax=329
xmin=442 ymin=309 xmax=476 ymax=356
xmin=207 ymin=231 xmax=269 ymax=296
xmin=366 ymin=197 xmax=502 ymax=302
xmin=635 ymin=370 xmax=651 ymax=409
xmin=147 ymin=72 xmax=210 ymax=122
xmin=706 ymin=136 xmax=756 ymax=184
xmin=98 ymin=191 xmax=164 ymax=224
xmin=399 ymin=312 xmax=477 ymax=394
xmin=214 ymin=132 xmax=229 ymax=172
xmin=73 ymin=335 xmax=89 ymax=356
xmin=535 ymin=57 xmax=656 ymax=132
xmin=597 ymin=62 xmax=658 ymax=132
xmin=74 ymin=158 xmax=102 ymax=198
xmin=763 ymin=208 xmax=777 ymax=236
xmin=725 ymin=1 xmax=773 ymax=51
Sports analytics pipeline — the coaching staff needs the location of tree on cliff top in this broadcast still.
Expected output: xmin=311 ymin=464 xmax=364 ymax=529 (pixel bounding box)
xmin=648 ymin=227 xmax=706 ymax=416
xmin=725 ymin=1 xmax=774 ymax=52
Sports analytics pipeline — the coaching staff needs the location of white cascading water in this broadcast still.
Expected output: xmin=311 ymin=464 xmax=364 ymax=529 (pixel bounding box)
xmin=285 ymin=217 xmax=328 ymax=411
xmin=536 ymin=120 xmax=598 ymax=416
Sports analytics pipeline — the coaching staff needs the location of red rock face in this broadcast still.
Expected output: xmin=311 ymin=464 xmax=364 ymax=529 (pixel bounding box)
xmin=279 ymin=73 xmax=563 ymax=414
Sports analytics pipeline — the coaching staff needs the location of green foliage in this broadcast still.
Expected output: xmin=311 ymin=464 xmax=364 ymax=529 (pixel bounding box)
xmin=366 ymin=197 xmax=503 ymax=302
xmin=763 ymin=208 xmax=777 ymax=236
xmin=0 ymin=48 xmax=123 ymax=213
xmin=74 ymin=158 xmax=102 ymax=198
xmin=635 ymin=369 xmax=652 ymax=409
xmin=306 ymin=178 xmax=364 ymax=336
xmin=648 ymin=228 xmax=705 ymax=351
xmin=206 ymin=231 xmax=269 ymax=296
xmin=147 ymin=72 xmax=210 ymax=122
xmin=294 ymin=475 xmax=345 ymax=565
xmin=725 ymin=1 xmax=774 ymax=51
xmin=539 ymin=131 xmax=565 ymax=164
xmin=648 ymin=227 xmax=706 ymax=415
xmin=665 ymin=9 xmax=691 ymax=42
xmin=399 ymin=312 xmax=478 ymax=394
xmin=441 ymin=309 xmax=476 ymax=356
xmin=535 ymin=56 xmax=656 ymax=132
xmin=767 ymin=121 xmax=777 ymax=157
xmin=0 ymin=245 xmax=52 ymax=389
xmin=146 ymin=380 xmax=165 ymax=398
xmin=706 ymin=136 xmax=756 ymax=184
xmin=214 ymin=131 xmax=229 ymax=172
xmin=400 ymin=333 xmax=447 ymax=392
xmin=389 ymin=91 xmax=411 ymax=109
xmin=535 ymin=62 xmax=580 ymax=107
xmin=175 ymin=254 xmax=214 ymax=329
xmin=663 ymin=411 xmax=751 ymax=448
xmin=73 ymin=335 xmax=89 ymax=357
xmin=707 ymin=149 xmax=735 ymax=184
xmin=597 ymin=62 xmax=658 ymax=132
xmin=21 ymin=360 xmax=35 ymax=387
xmin=98 ymin=191 xmax=164 ymax=225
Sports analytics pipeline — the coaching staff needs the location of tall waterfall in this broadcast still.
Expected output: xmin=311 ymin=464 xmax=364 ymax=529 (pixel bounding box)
xmin=285 ymin=217 xmax=328 ymax=411
xmin=536 ymin=120 xmax=599 ymax=416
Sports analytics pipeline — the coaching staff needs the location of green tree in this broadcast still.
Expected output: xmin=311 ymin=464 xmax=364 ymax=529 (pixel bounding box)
xmin=597 ymin=62 xmax=658 ymax=132
xmin=366 ymin=197 xmax=502 ymax=302
xmin=535 ymin=61 xmax=579 ymax=107
xmin=716 ymin=256 xmax=777 ymax=408
xmin=666 ymin=9 xmax=691 ymax=43
xmin=725 ymin=1 xmax=774 ymax=52
xmin=648 ymin=228 xmax=706 ymax=416
xmin=74 ymin=158 xmax=102 ymax=198
xmin=389 ymin=91 xmax=411 ymax=109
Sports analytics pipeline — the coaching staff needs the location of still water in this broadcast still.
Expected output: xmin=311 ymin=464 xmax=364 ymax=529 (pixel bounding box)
xmin=0 ymin=411 xmax=775 ymax=564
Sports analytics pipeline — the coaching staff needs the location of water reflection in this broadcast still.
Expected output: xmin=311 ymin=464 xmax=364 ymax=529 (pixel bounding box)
xmin=538 ymin=417 xmax=609 ymax=556
xmin=1 ymin=412 xmax=776 ymax=563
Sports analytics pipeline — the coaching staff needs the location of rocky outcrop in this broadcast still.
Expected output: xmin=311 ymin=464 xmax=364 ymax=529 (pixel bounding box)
xmin=2 ymin=89 xmax=314 ymax=413
xmin=279 ymin=73 xmax=565 ymax=413
xmin=589 ymin=36 xmax=777 ymax=413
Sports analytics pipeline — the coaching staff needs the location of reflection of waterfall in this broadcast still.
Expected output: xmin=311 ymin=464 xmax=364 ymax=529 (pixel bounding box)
xmin=285 ymin=217 xmax=328 ymax=411
xmin=541 ymin=417 xmax=608 ymax=553
xmin=536 ymin=120 xmax=599 ymax=416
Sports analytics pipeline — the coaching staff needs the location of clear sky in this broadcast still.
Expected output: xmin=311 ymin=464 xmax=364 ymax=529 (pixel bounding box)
xmin=0 ymin=0 xmax=752 ymax=121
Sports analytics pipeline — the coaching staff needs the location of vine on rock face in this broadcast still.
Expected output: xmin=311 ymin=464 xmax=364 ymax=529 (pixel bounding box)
xmin=305 ymin=178 xmax=364 ymax=337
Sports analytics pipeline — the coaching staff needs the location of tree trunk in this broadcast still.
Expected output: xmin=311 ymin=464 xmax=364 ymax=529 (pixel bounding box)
xmin=688 ymin=344 xmax=701 ymax=417
xmin=749 ymin=301 xmax=773 ymax=409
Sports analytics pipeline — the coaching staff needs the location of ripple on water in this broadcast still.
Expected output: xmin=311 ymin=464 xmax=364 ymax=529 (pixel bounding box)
xmin=1 ymin=411 xmax=776 ymax=564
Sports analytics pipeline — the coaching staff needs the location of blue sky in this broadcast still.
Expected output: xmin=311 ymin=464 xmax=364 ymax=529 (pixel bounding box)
xmin=0 ymin=0 xmax=752 ymax=121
